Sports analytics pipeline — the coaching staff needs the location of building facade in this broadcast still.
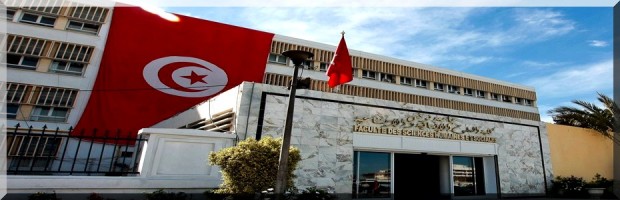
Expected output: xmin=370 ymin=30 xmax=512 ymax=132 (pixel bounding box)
xmin=4 ymin=2 xmax=555 ymax=198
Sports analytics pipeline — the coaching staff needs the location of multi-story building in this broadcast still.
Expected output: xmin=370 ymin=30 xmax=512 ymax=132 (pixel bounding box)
xmin=4 ymin=2 xmax=553 ymax=199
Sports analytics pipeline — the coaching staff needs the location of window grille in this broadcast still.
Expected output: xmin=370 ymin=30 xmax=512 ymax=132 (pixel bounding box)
xmin=11 ymin=0 xmax=64 ymax=15
xmin=7 ymin=35 xmax=48 ymax=56
xmin=5 ymin=82 xmax=28 ymax=103
xmin=51 ymin=42 xmax=94 ymax=63
xmin=66 ymin=3 xmax=110 ymax=23
xmin=33 ymin=86 xmax=78 ymax=107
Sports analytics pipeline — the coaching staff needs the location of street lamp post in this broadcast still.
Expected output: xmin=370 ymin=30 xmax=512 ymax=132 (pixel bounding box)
xmin=274 ymin=50 xmax=314 ymax=196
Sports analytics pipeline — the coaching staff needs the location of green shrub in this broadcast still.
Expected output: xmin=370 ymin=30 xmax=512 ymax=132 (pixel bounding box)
xmin=585 ymin=173 xmax=613 ymax=189
xmin=144 ymin=189 xmax=187 ymax=200
xmin=209 ymin=137 xmax=301 ymax=194
xmin=296 ymin=187 xmax=337 ymax=200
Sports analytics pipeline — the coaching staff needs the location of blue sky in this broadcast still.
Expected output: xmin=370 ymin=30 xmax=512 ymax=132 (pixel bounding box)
xmin=164 ymin=7 xmax=614 ymax=122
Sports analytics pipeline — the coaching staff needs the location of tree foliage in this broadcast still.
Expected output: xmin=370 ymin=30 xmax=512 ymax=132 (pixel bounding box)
xmin=208 ymin=137 xmax=301 ymax=194
xmin=548 ymin=92 xmax=619 ymax=142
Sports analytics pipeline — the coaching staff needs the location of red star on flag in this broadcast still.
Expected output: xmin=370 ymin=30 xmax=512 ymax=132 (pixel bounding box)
xmin=181 ymin=71 xmax=208 ymax=85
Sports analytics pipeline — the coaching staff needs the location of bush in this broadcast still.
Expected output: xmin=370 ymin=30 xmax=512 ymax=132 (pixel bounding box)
xmin=296 ymin=187 xmax=337 ymax=200
xmin=144 ymin=189 xmax=187 ymax=200
xmin=585 ymin=173 xmax=613 ymax=189
xmin=209 ymin=137 xmax=301 ymax=194
xmin=28 ymin=192 xmax=59 ymax=200
xmin=550 ymin=175 xmax=586 ymax=197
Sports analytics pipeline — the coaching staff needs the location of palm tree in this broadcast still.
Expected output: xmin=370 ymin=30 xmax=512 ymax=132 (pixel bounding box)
xmin=547 ymin=93 xmax=619 ymax=142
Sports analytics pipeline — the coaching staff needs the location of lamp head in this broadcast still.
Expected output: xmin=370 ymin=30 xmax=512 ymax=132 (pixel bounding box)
xmin=282 ymin=50 xmax=314 ymax=66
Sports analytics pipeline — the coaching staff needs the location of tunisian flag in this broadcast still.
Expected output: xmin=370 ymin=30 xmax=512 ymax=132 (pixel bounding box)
xmin=326 ymin=35 xmax=353 ymax=88
xmin=74 ymin=6 xmax=274 ymax=138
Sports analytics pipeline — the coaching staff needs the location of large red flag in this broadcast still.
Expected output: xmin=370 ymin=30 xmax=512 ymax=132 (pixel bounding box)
xmin=74 ymin=6 xmax=274 ymax=138
xmin=326 ymin=35 xmax=353 ymax=88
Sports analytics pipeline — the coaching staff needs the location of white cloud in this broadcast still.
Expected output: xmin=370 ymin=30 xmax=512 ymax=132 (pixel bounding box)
xmin=524 ymin=59 xmax=612 ymax=98
xmin=167 ymin=8 xmax=577 ymax=70
xmin=522 ymin=60 xmax=568 ymax=68
xmin=588 ymin=40 xmax=608 ymax=47
xmin=513 ymin=9 xmax=575 ymax=37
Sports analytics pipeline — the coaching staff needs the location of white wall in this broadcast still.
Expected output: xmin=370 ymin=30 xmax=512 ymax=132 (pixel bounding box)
xmin=7 ymin=128 xmax=235 ymax=195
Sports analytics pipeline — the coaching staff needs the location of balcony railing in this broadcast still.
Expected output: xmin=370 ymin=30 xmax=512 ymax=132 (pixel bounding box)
xmin=5 ymin=124 xmax=147 ymax=176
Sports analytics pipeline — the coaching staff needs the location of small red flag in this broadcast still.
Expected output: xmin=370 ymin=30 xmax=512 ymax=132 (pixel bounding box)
xmin=326 ymin=35 xmax=353 ymax=88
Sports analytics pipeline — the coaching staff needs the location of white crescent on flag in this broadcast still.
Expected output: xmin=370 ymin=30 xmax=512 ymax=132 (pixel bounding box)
xmin=143 ymin=56 xmax=228 ymax=97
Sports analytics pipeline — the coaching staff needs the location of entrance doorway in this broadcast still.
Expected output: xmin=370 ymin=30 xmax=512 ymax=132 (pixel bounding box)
xmin=394 ymin=153 xmax=450 ymax=199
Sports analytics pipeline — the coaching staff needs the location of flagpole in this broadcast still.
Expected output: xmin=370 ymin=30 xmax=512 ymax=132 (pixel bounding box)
xmin=274 ymin=50 xmax=314 ymax=198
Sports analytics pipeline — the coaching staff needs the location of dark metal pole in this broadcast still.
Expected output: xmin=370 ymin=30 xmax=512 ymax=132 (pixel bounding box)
xmin=274 ymin=50 xmax=313 ymax=196
xmin=273 ymin=62 xmax=299 ymax=195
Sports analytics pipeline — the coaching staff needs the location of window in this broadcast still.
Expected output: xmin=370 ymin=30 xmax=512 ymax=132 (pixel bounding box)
xmin=7 ymin=134 xmax=62 ymax=171
xmin=68 ymin=5 xmax=110 ymax=23
xmin=434 ymin=83 xmax=444 ymax=91
xmin=302 ymin=60 xmax=314 ymax=69
xmin=7 ymin=54 xmax=38 ymax=70
xmin=6 ymin=82 xmax=28 ymax=103
xmin=463 ymin=88 xmax=473 ymax=96
xmin=35 ymin=87 xmax=78 ymax=107
xmin=53 ymin=43 xmax=95 ymax=63
xmin=380 ymin=74 xmax=395 ymax=83
xmin=490 ymin=93 xmax=499 ymax=100
xmin=502 ymin=95 xmax=512 ymax=103
xmin=515 ymin=98 xmax=523 ymax=104
xmin=400 ymin=77 xmax=412 ymax=86
xmin=453 ymin=156 xmax=485 ymax=196
xmin=7 ymin=34 xmax=48 ymax=56
xmin=6 ymin=104 xmax=19 ymax=119
xmin=319 ymin=62 xmax=329 ymax=72
xmin=30 ymin=106 xmax=69 ymax=122
xmin=476 ymin=90 xmax=485 ymax=98
xmin=362 ymin=70 xmax=376 ymax=80
xmin=415 ymin=79 xmax=427 ymax=88
xmin=353 ymin=151 xmax=391 ymax=198
xmin=447 ymin=85 xmax=459 ymax=94
xmin=6 ymin=9 xmax=16 ymax=20
xmin=268 ymin=53 xmax=287 ymax=64
xmin=19 ymin=12 xmax=56 ymax=27
xmin=524 ymin=99 xmax=532 ymax=106
xmin=66 ymin=20 xmax=100 ymax=35
xmin=50 ymin=60 xmax=85 ymax=75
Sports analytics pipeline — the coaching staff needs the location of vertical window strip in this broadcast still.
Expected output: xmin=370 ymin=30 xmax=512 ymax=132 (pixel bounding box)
xmin=7 ymin=35 xmax=47 ymax=56
xmin=21 ymin=0 xmax=63 ymax=15
xmin=32 ymin=86 xmax=77 ymax=107
xmin=53 ymin=42 xmax=93 ymax=63
xmin=6 ymin=83 xmax=28 ymax=103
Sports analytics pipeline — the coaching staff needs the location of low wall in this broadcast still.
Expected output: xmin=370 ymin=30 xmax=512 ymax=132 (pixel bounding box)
xmin=6 ymin=128 xmax=235 ymax=199
xmin=547 ymin=123 xmax=614 ymax=179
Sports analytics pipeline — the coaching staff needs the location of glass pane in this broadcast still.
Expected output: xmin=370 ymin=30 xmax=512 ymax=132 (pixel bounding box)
xmin=39 ymin=16 xmax=56 ymax=25
xmin=20 ymin=13 xmax=38 ymax=22
xmin=7 ymin=104 xmax=18 ymax=119
xmin=82 ymin=23 xmax=99 ymax=33
xmin=7 ymin=10 xmax=16 ymax=19
xmin=67 ymin=21 xmax=83 ymax=29
xmin=453 ymin=156 xmax=475 ymax=196
xmin=356 ymin=152 xmax=391 ymax=198
xmin=7 ymin=54 xmax=20 ymax=64
xmin=34 ymin=107 xmax=51 ymax=115
xmin=268 ymin=54 xmax=277 ymax=62
xmin=51 ymin=108 xmax=68 ymax=117
xmin=68 ymin=62 xmax=84 ymax=72
xmin=50 ymin=61 xmax=65 ymax=70
xmin=21 ymin=57 xmax=39 ymax=67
